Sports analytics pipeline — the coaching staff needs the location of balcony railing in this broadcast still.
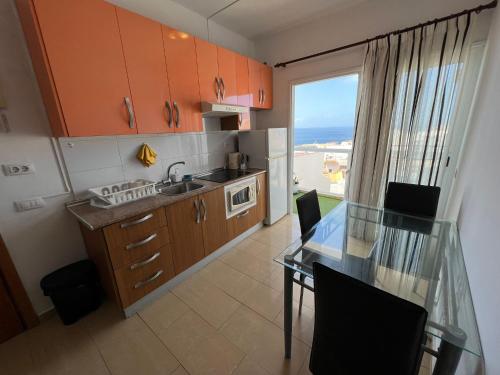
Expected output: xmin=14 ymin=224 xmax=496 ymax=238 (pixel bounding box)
xmin=293 ymin=144 xmax=352 ymax=198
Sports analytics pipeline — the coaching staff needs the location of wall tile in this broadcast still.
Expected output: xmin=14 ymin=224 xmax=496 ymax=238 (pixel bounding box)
xmin=69 ymin=166 xmax=125 ymax=198
xmin=62 ymin=131 xmax=237 ymax=193
xmin=59 ymin=137 xmax=121 ymax=173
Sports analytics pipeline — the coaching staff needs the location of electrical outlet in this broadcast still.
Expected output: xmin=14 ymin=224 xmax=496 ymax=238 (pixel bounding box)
xmin=2 ymin=162 xmax=35 ymax=176
xmin=14 ymin=197 xmax=46 ymax=212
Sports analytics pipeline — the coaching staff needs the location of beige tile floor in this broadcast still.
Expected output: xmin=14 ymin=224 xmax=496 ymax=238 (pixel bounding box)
xmin=0 ymin=214 xmax=432 ymax=375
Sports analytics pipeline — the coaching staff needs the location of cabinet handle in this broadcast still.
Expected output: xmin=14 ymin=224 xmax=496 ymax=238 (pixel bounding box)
xmin=201 ymin=198 xmax=207 ymax=221
xmin=124 ymin=97 xmax=135 ymax=129
xmin=215 ymin=77 xmax=221 ymax=101
xmin=130 ymin=252 xmax=161 ymax=270
xmin=165 ymin=101 xmax=173 ymax=128
xmin=120 ymin=213 xmax=153 ymax=228
xmin=126 ymin=233 xmax=157 ymax=250
xmin=173 ymin=101 xmax=180 ymax=128
xmin=257 ymin=178 xmax=261 ymax=195
xmin=219 ymin=77 xmax=225 ymax=100
xmin=194 ymin=199 xmax=200 ymax=224
xmin=262 ymin=89 xmax=266 ymax=104
xmin=134 ymin=270 xmax=163 ymax=289
xmin=237 ymin=210 xmax=249 ymax=218
xmin=259 ymin=89 xmax=263 ymax=104
xmin=238 ymin=113 xmax=242 ymax=128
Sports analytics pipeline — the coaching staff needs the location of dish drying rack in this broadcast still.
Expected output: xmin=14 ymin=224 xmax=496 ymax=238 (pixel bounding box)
xmin=89 ymin=179 xmax=157 ymax=209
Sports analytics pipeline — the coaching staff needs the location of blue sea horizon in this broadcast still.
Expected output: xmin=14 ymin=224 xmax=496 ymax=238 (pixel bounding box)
xmin=294 ymin=126 xmax=354 ymax=146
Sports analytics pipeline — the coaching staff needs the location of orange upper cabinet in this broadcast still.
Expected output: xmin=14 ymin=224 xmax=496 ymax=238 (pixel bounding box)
xmin=162 ymin=26 xmax=202 ymax=132
xmin=217 ymin=47 xmax=238 ymax=105
xmin=32 ymin=0 xmax=136 ymax=136
xmin=248 ymin=58 xmax=273 ymax=109
xmin=261 ymin=64 xmax=273 ymax=109
xmin=248 ymin=58 xmax=262 ymax=108
xmin=235 ymin=54 xmax=250 ymax=107
xmin=116 ymin=8 xmax=173 ymax=134
xmin=194 ymin=38 xmax=219 ymax=103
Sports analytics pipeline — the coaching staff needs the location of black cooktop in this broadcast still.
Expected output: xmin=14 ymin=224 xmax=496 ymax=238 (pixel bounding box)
xmin=197 ymin=169 xmax=253 ymax=183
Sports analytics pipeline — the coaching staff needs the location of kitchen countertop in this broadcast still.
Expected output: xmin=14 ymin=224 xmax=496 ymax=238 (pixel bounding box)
xmin=66 ymin=169 xmax=266 ymax=231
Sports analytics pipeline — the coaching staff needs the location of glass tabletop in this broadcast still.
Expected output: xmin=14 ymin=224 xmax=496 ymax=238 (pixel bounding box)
xmin=274 ymin=201 xmax=482 ymax=357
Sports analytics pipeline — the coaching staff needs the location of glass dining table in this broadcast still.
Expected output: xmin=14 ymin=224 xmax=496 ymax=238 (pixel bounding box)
xmin=274 ymin=201 xmax=482 ymax=375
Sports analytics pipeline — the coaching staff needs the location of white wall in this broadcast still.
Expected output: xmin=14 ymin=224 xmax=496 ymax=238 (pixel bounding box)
xmin=106 ymin=0 xmax=255 ymax=57
xmin=254 ymin=0 xmax=492 ymax=129
xmin=447 ymin=6 xmax=500 ymax=374
xmin=0 ymin=0 xmax=254 ymax=314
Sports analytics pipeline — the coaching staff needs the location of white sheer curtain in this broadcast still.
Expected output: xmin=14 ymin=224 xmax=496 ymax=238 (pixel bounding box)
xmin=347 ymin=14 xmax=475 ymax=208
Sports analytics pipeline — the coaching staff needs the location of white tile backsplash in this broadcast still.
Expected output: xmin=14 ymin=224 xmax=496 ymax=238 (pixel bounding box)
xmin=59 ymin=137 xmax=122 ymax=173
xmin=61 ymin=132 xmax=237 ymax=197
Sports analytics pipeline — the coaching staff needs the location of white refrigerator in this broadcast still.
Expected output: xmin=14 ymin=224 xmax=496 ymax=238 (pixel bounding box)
xmin=239 ymin=128 xmax=288 ymax=225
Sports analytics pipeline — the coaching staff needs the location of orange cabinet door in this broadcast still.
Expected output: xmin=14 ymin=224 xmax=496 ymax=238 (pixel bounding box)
xmin=261 ymin=64 xmax=273 ymax=109
xmin=162 ymin=26 xmax=202 ymax=132
xmin=248 ymin=58 xmax=262 ymax=108
xmin=235 ymin=53 xmax=250 ymax=107
xmin=195 ymin=38 xmax=220 ymax=103
xmin=217 ymin=47 xmax=238 ymax=105
xmin=33 ymin=0 xmax=136 ymax=136
xmin=116 ymin=8 xmax=173 ymax=134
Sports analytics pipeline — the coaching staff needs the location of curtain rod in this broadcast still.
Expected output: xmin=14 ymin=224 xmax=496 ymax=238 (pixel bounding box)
xmin=274 ymin=0 xmax=497 ymax=68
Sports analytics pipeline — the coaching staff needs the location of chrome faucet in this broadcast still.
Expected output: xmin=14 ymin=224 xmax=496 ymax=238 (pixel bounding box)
xmin=163 ymin=161 xmax=185 ymax=185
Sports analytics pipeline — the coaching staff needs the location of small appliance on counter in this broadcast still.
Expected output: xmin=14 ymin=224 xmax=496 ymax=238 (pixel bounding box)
xmin=227 ymin=152 xmax=241 ymax=170
xmin=239 ymin=128 xmax=288 ymax=225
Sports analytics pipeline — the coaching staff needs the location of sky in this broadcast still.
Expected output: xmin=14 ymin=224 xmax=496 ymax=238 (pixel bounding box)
xmin=293 ymin=74 xmax=359 ymax=129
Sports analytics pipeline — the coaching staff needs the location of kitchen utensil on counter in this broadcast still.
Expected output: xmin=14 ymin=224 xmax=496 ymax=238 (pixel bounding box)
xmin=227 ymin=152 xmax=241 ymax=170
xmin=240 ymin=153 xmax=248 ymax=170
xmin=88 ymin=179 xmax=157 ymax=209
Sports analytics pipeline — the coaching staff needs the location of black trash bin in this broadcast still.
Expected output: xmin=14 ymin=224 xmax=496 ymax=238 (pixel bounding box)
xmin=40 ymin=260 xmax=102 ymax=325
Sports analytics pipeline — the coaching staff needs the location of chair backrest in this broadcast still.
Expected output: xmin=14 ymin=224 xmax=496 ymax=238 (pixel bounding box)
xmin=296 ymin=190 xmax=322 ymax=235
xmin=384 ymin=182 xmax=441 ymax=218
xmin=310 ymin=262 xmax=427 ymax=375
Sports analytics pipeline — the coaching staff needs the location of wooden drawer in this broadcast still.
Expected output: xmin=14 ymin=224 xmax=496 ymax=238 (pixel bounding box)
xmin=227 ymin=205 xmax=259 ymax=238
xmin=106 ymin=226 xmax=170 ymax=270
xmin=104 ymin=207 xmax=167 ymax=246
xmin=114 ymin=244 xmax=175 ymax=307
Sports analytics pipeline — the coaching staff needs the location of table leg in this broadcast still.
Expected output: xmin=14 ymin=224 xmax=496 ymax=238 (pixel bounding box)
xmin=284 ymin=257 xmax=294 ymax=359
xmin=432 ymin=327 xmax=466 ymax=375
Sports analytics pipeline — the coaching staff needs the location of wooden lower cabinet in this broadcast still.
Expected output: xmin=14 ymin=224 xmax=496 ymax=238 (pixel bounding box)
xmin=81 ymin=206 xmax=174 ymax=309
xmin=80 ymin=174 xmax=266 ymax=311
xmin=200 ymin=188 xmax=230 ymax=255
xmin=165 ymin=196 xmax=205 ymax=274
xmin=114 ymin=244 xmax=175 ymax=307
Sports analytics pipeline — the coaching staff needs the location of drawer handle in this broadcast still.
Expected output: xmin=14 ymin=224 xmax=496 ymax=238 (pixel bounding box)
xmin=126 ymin=233 xmax=157 ymax=250
xmin=130 ymin=252 xmax=161 ymax=270
xmin=133 ymin=270 xmax=163 ymax=289
xmin=120 ymin=213 xmax=154 ymax=229
xmin=237 ymin=210 xmax=249 ymax=218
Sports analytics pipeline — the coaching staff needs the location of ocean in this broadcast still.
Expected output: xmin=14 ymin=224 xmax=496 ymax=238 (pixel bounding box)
xmin=294 ymin=126 xmax=354 ymax=146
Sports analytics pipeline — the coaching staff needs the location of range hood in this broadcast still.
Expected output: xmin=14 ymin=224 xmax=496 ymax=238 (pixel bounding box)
xmin=201 ymin=102 xmax=249 ymax=117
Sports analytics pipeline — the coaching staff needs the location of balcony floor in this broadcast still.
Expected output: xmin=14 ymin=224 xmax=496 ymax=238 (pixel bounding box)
xmin=292 ymin=191 xmax=342 ymax=217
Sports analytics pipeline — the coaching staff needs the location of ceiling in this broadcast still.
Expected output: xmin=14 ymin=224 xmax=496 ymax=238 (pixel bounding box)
xmin=171 ymin=0 xmax=368 ymax=39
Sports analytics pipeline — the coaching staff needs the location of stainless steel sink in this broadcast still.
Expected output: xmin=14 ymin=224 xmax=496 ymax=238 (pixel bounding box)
xmin=156 ymin=182 xmax=204 ymax=196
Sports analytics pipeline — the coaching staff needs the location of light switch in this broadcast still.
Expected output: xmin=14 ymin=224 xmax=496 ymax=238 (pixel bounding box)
xmin=14 ymin=197 xmax=46 ymax=212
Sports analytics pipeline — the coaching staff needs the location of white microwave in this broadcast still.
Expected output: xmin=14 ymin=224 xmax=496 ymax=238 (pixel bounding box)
xmin=224 ymin=176 xmax=257 ymax=219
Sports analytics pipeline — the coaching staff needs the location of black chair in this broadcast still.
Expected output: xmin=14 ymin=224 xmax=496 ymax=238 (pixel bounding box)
xmin=296 ymin=190 xmax=322 ymax=235
xmin=384 ymin=182 xmax=441 ymax=218
xmin=296 ymin=190 xmax=322 ymax=314
xmin=310 ymin=262 xmax=427 ymax=375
